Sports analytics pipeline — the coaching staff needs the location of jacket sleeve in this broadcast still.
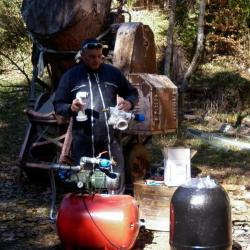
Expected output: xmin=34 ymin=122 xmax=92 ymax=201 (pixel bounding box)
xmin=53 ymin=73 xmax=74 ymax=117
xmin=116 ymin=70 xmax=139 ymax=109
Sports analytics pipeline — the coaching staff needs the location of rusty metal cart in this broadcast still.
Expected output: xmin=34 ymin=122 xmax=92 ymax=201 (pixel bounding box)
xmin=18 ymin=0 xmax=178 ymax=185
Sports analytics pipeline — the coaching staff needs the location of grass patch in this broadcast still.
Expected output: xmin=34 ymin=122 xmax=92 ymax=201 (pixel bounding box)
xmin=186 ymin=137 xmax=250 ymax=185
xmin=148 ymin=131 xmax=250 ymax=185
xmin=0 ymin=77 xmax=28 ymax=165
xmin=192 ymin=146 xmax=250 ymax=168
xmin=190 ymin=68 xmax=250 ymax=115
xmin=129 ymin=9 xmax=168 ymax=48
xmin=126 ymin=9 xmax=168 ymax=64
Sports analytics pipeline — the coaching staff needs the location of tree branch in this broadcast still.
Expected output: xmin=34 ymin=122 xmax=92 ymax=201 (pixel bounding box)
xmin=0 ymin=51 xmax=30 ymax=85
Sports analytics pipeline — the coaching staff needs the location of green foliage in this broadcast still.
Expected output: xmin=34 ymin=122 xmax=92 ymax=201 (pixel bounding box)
xmin=0 ymin=0 xmax=27 ymax=49
xmin=175 ymin=0 xmax=200 ymax=56
xmin=174 ymin=0 xmax=250 ymax=58
xmin=228 ymin=0 xmax=250 ymax=30
xmin=191 ymin=63 xmax=250 ymax=113
xmin=0 ymin=0 xmax=31 ymax=70
xmin=125 ymin=0 xmax=136 ymax=8
xmin=129 ymin=9 xmax=168 ymax=48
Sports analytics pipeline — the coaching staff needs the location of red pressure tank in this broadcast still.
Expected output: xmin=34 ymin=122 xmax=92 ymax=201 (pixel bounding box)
xmin=57 ymin=193 xmax=140 ymax=250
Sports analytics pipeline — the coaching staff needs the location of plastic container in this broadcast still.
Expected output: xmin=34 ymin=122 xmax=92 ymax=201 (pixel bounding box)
xmin=163 ymin=147 xmax=191 ymax=187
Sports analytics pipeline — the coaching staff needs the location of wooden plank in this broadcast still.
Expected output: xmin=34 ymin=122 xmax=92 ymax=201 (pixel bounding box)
xmin=144 ymin=218 xmax=170 ymax=232
xmin=134 ymin=181 xmax=176 ymax=231
xmin=140 ymin=208 xmax=170 ymax=217
xmin=136 ymin=196 xmax=172 ymax=206
xmin=59 ymin=118 xmax=73 ymax=164
xmin=134 ymin=182 xmax=176 ymax=195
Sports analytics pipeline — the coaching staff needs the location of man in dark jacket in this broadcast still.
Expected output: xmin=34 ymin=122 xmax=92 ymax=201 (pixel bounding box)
xmin=53 ymin=38 xmax=139 ymax=193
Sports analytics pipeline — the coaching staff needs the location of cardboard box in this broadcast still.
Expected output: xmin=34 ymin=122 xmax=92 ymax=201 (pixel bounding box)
xmin=163 ymin=147 xmax=191 ymax=187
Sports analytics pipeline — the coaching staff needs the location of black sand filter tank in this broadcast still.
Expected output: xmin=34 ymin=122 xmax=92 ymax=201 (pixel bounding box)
xmin=170 ymin=177 xmax=232 ymax=250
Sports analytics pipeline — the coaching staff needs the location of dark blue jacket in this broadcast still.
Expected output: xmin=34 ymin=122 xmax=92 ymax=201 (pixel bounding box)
xmin=53 ymin=63 xmax=139 ymax=144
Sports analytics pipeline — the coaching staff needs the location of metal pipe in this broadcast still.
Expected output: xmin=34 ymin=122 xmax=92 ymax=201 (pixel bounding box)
xmin=49 ymin=168 xmax=57 ymax=221
xmin=25 ymin=162 xmax=81 ymax=170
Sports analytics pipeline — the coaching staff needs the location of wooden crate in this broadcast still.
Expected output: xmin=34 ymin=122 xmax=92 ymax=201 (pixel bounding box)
xmin=127 ymin=73 xmax=178 ymax=134
xmin=133 ymin=181 xmax=177 ymax=231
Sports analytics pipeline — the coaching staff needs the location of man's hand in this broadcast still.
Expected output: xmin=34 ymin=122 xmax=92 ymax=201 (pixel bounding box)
xmin=117 ymin=100 xmax=132 ymax=112
xmin=71 ymin=99 xmax=85 ymax=113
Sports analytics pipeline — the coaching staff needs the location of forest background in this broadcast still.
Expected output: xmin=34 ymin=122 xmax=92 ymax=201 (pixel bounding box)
xmin=0 ymin=1 xmax=250 ymax=249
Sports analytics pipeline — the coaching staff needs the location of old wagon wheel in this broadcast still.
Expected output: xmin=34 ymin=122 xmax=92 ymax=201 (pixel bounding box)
xmin=125 ymin=143 xmax=150 ymax=185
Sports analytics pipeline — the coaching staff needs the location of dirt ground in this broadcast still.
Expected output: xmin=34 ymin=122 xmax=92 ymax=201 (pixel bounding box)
xmin=0 ymin=162 xmax=250 ymax=250
xmin=0 ymin=91 xmax=250 ymax=249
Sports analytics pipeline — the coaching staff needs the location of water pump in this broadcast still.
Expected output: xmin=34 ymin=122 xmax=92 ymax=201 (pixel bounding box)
xmin=57 ymin=153 xmax=120 ymax=193
xmin=55 ymin=154 xmax=140 ymax=250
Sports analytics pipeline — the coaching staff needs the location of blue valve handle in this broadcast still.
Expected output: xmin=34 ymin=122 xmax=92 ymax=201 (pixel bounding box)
xmin=134 ymin=113 xmax=145 ymax=122
xmin=99 ymin=159 xmax=112 ymax=168
xmin=80 ymin=156 xmax=114 ymax=169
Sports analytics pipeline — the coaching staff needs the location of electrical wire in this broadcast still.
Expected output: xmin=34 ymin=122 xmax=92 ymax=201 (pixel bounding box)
xmin=82 ymin=195 xmax=127 ymax=250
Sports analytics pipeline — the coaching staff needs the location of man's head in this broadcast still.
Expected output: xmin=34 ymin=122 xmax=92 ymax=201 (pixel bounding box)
xmin=81 ymin=38 xmax=103 ymax=71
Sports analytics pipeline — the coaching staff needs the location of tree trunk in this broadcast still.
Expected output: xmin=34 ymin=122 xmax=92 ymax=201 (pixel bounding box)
xmin=181 ymin=0 xmax=206 ymax=90
xmin=178 ymin=0 xmax=206 ymax=139
xmin=172 ymin=45 xmax=188 ymax=85
xmin=164 ymin=0 xmax=176 ymax=77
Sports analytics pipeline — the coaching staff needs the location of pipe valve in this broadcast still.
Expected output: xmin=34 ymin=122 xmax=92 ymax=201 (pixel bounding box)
xmin=76 ymin=91 xmax=88 ymax=122
xmin=105 ymin=106 xmax=145 ymax=131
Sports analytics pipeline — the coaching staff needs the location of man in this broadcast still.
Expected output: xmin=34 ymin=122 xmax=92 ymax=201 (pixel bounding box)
xmin=53 ymin=38 xmax=139 ymax=193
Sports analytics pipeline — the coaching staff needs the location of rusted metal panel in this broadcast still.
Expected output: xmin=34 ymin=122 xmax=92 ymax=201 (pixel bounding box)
xmin=22 ymin=0 xmax=112 ymax=38
xmin=59 ymin=118 xmax=73 ymax=164
xmin=113 ymin=22 xmax=157 ymax=74
xmin=22 ymin=0 xmax=112 ymax=84
xmin=127 ymin=73 xmax=177 ymax=134
xmin=25 ymin=109 xmax=55 ymax=120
